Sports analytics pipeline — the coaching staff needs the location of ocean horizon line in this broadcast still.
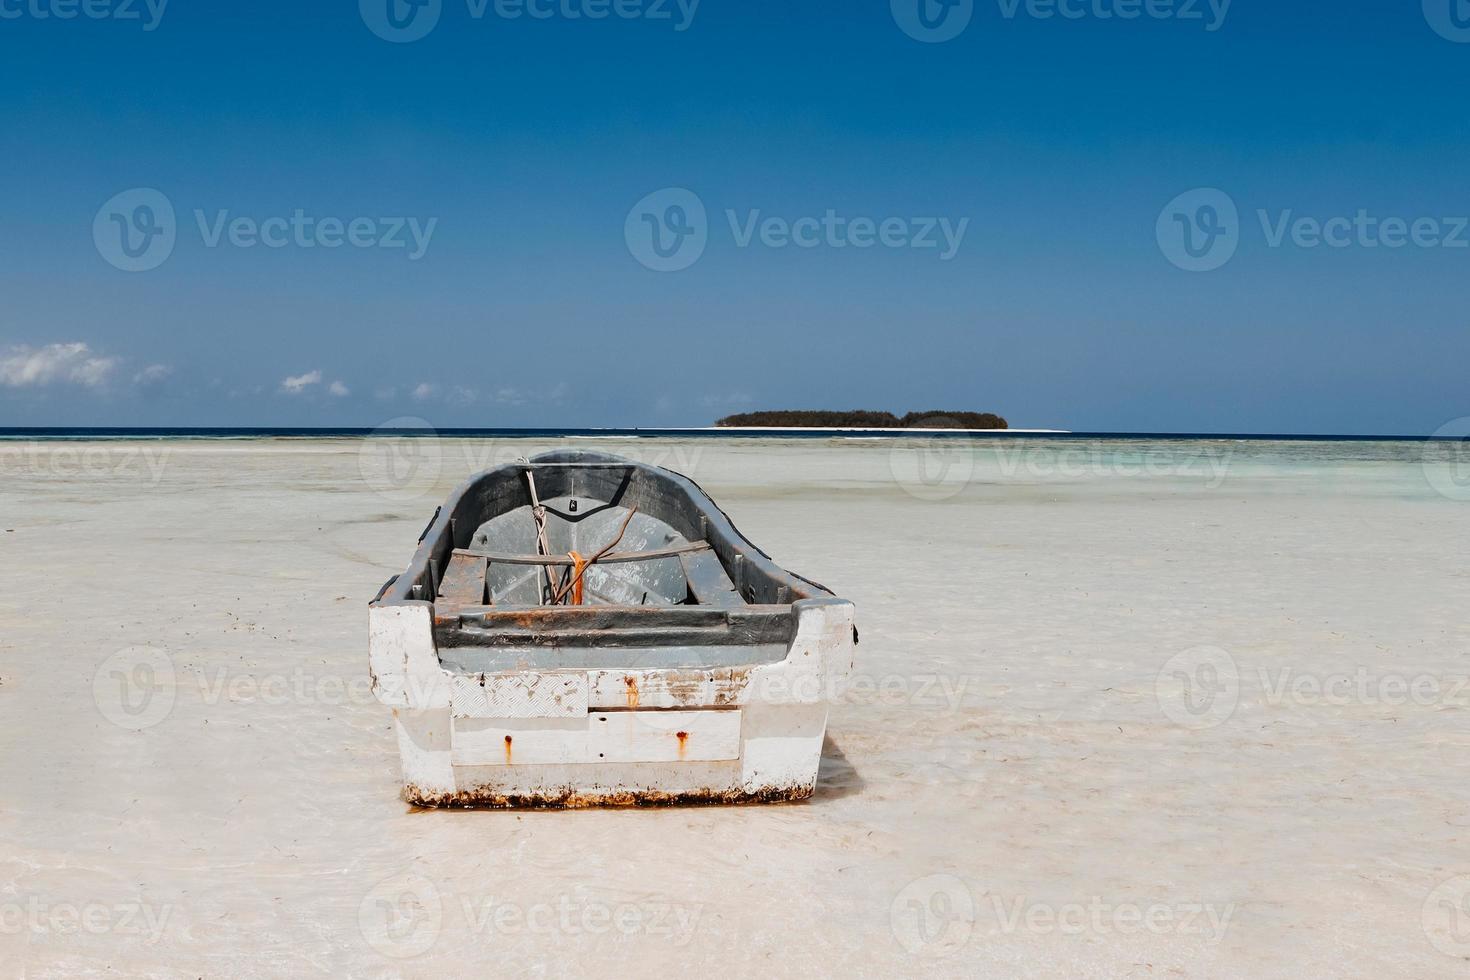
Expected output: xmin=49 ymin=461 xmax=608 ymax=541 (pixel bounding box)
xmin=0 ymin=426 xmax=1458 ymax=443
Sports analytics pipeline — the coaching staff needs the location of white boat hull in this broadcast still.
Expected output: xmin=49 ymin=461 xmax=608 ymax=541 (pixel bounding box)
xmin=369 ymin=452 xmax=856 ymax=807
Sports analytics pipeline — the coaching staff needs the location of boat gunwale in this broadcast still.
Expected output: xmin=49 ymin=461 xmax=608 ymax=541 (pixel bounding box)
xmin=372 ymin=451 xmax=837 ymax=627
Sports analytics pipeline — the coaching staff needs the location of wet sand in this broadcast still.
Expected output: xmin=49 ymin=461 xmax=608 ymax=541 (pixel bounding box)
xmin=2 ymin=435 xmax=1468 ymax=978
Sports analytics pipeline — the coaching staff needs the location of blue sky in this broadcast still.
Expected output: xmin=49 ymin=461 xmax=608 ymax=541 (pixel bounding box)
xmin=2 ymin=0 xmax=1467 ymax=433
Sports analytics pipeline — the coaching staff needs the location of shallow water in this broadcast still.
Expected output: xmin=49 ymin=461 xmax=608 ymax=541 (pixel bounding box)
xmin=2 ymin=437 xmax=1468 ymax=977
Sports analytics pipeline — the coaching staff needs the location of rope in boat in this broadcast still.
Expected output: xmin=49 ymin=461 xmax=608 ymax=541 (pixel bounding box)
xmin=521 ymin=465 xmax=557 ymax=604
xmin=566 ymin=551 xmax=586 ymax=605
xmin=521 ymin=461 xmax=640 ymax=606
xmin=551 ymin=507 xmax=638 ymax=606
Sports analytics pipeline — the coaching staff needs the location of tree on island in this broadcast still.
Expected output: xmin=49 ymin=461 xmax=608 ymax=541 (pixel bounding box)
xmin=714 ymin=410 xmax=1008 ymax=430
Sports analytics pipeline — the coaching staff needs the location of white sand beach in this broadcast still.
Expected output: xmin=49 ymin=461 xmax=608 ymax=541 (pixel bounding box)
xmin=2 ymin=435 xmax=1468 ymax=978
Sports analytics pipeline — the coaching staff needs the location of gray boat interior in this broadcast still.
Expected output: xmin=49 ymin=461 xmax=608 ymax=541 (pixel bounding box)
xmin=375 ymin=451 xmax=834 ymax=673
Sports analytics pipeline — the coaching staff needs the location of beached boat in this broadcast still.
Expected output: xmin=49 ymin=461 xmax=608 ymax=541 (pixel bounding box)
xmin=369 ymin=450 xmax=856 ymax=807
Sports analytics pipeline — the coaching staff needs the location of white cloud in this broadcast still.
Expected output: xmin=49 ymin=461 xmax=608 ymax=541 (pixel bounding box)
xmin=280 ymin=370 xmax=322 ymax=394
xmin=328 ymin=380 xmax=350 ymax=397
xmin=401 ymin=381 xmax=534 ymax=406
xmin=0 ymin=342 xmax=118 ymax=389
xmin=133 ymin=364 xmax=173 ymax=386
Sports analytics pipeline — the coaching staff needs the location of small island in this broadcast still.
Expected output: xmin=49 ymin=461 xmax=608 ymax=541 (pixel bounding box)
xmin=715 ymin=410 xmax=1008 ymax=430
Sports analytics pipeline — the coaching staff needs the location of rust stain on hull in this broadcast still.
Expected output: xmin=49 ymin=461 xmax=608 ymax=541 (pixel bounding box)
xmin=404 ymin=782 xmax=814 ymax=810
xmin=623 ymin=675 xmax=639 ymax=709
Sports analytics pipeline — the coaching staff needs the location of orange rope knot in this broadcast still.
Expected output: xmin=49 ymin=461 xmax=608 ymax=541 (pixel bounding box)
xmin=567 ymin=551 xmax=587 ymax=605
